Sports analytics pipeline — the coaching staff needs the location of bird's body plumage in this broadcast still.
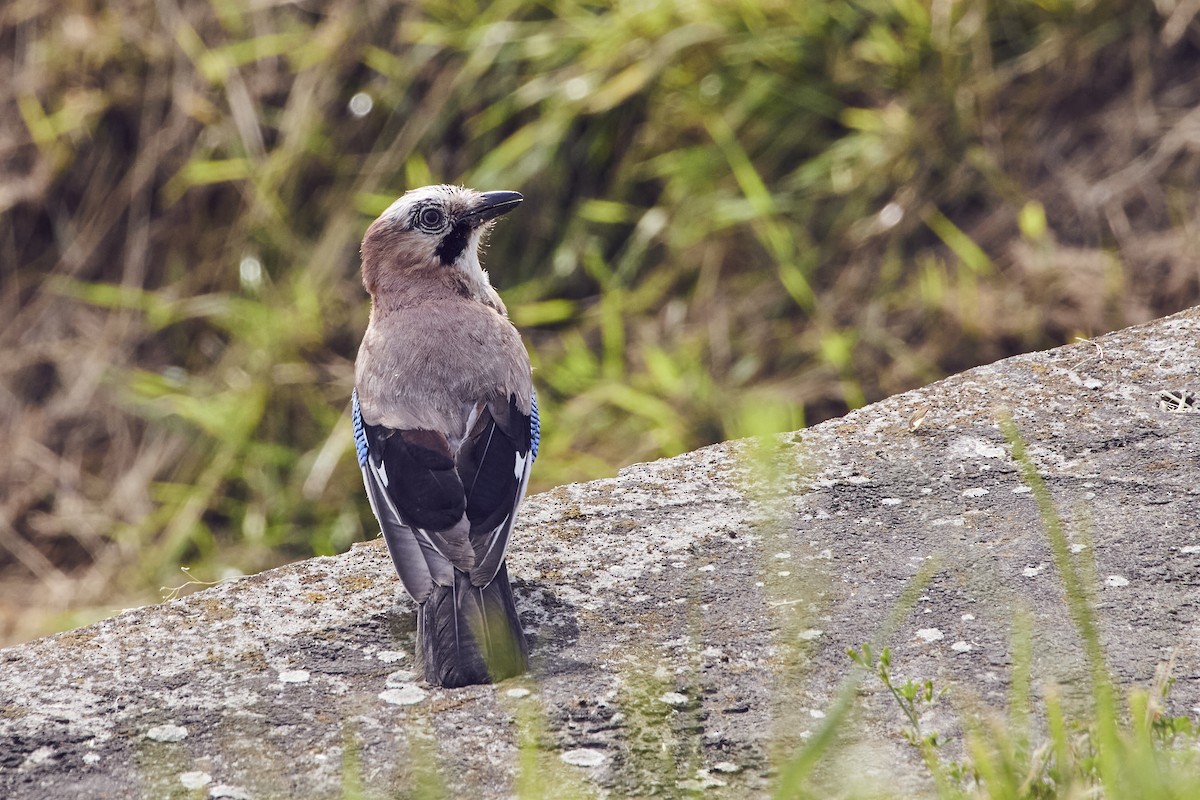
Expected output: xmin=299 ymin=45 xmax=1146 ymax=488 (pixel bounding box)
xmin=352 ymin=184 xmax=535 ymax=687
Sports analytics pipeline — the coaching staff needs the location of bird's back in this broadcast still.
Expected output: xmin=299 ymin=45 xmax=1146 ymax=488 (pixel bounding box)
xmin=355 ymin=298 xmax=532 ymax=445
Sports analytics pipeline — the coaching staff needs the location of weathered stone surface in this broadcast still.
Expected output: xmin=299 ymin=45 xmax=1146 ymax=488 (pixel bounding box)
xmin=1 ymin=307 xmax=1198 ymax=799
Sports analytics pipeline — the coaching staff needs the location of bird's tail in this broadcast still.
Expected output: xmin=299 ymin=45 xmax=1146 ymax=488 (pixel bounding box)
xmin=417 ymin=561 xmax=528 ymax=688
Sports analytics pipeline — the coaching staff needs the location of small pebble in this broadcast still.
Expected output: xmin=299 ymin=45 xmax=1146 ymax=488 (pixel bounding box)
xmin=145 ymin=724 xmax=187 ymax=743
xmin=385 ymin=670 xmax=417 ymax=686
xmin=21 ymin=747 xmax=55 ymax=767
xmin=915 ymin=628 xmax=944 ymax=643
xmin=277 ymin=670 xmax=309 ymax=684
xmin=560 ymin=748 xmax=607 ymax=767
xmin=180 ymin=772 xmax=212 ymax=790
xmin=659 ymin=691 xmax=688 ymax=707
xmin=380 ymin=685 xmax=426 ymax=705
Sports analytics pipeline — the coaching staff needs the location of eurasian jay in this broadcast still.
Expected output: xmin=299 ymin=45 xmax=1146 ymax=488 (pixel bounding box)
xmin=351 ymin=184 xmax=538 ymax=688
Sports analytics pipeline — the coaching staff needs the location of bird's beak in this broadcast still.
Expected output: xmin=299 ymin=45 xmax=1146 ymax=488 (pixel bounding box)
xmin=462 ymin=191 xmax=523 ymax=225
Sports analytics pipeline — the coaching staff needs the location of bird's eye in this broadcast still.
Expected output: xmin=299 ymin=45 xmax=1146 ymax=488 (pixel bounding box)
xmin=417 ymin=207 xmax=446 ymax=231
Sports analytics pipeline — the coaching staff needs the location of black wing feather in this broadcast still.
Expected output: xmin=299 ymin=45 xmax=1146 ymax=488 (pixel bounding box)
xmin=362 ymin=460 xmax=441 ymax=601
xmin=365 ymin=426 xmax=465 ymax=531
xmin=458 ymin=395 xmax=533 ymax=586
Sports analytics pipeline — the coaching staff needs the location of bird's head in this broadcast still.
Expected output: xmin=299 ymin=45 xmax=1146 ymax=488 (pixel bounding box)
xmin=360 ymin=184 xmax=523 ymax=303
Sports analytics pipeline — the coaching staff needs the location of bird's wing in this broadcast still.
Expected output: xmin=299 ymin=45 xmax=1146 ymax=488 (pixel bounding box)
xmin=457 ymin=392 xmax=537 ymax=587
xmin=353 ymin=390 xmax=475 ymax=601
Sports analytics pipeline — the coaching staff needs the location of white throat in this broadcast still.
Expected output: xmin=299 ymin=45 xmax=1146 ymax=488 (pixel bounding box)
xmin=454 ymin=230 xmax=495 ymax=300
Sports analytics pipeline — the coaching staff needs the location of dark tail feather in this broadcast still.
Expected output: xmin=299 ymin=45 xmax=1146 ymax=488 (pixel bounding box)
xmin=417 ymin=561 xmax=528 ymax=688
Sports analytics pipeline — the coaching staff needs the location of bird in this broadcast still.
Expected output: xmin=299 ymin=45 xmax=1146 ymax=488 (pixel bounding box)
xmin=351 ymin=184 xmax=539 ymax=688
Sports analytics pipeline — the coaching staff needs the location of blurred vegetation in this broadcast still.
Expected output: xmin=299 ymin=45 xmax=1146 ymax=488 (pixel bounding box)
xmin=1 ymin=0 xmax=1198 ymax=641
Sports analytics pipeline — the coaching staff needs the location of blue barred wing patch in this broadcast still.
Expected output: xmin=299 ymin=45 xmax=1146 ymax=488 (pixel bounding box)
xmin=351 ymin=388 xmax=369 ymax=468
xmin=530 ymin=389 xmax=540 ymax=462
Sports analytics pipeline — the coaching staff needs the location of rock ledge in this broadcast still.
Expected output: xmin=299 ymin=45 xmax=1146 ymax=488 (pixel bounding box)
xmin=2 ymin=307 xmax=1198 ymax=798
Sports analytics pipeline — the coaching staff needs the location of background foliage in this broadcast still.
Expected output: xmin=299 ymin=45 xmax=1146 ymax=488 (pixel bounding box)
xmin=1 ymin=0 xmax=1198 ymax=642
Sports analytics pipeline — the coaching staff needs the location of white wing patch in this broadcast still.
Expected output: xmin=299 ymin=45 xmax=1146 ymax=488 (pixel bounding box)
xmin=376 ymin=458 xmax=390 ymax=487
xmin=513 ymin=451 xmax=529 ymax=480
